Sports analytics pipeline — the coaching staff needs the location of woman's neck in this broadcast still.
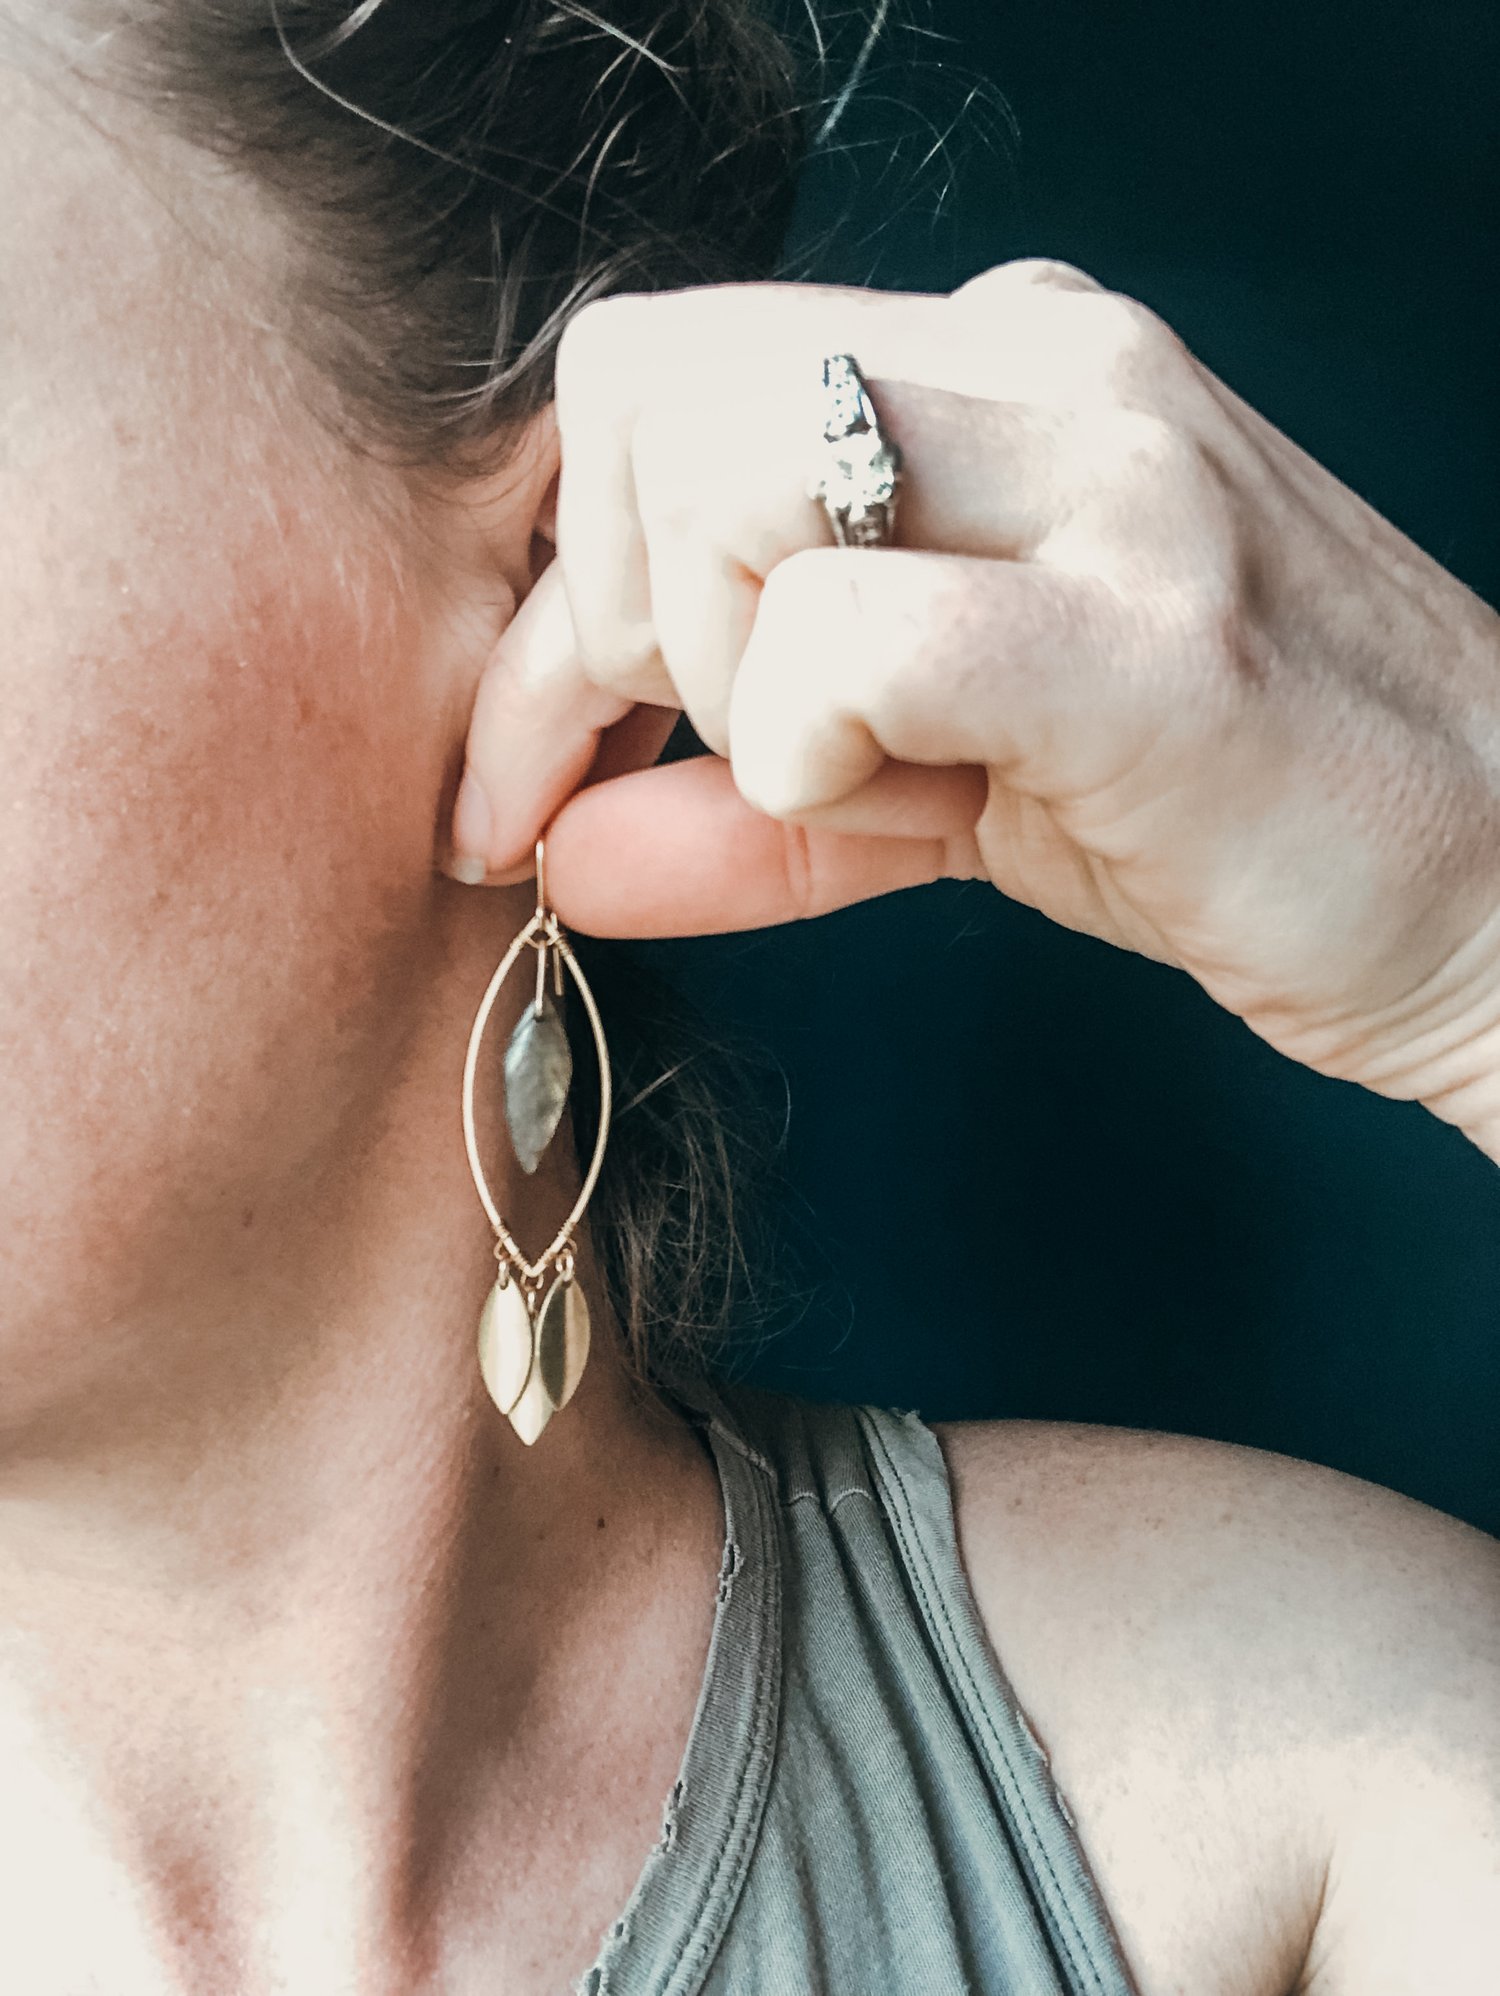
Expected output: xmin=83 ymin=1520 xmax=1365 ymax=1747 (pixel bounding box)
xmin=0 ymin=901 xmax=724 ymax=1990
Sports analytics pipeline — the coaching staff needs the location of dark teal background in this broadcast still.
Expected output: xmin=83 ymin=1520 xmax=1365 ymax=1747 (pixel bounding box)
xmin=641 ymin=2 xmax=1500 ymax=1532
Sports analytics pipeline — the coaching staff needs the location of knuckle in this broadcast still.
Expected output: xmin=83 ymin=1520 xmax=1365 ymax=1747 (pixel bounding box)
xmin=1147 ymin=574 xmax=1251 ymax=726
xmin=986 ymin=256 xmax=1104 ymax=295
xmin=555 ymin=291 xmax=648 ymax=400
xmin=1100 ymin=291 xmax=1164 ymax=340
xmin=1082 ymin=292 xmax=1186 ymax=394
xmin=950 ymin=260 xmax=1105 ymax=345
xmin=1092 ymin=416 xmax=1234 ymax=558
xmin=1071 ymin=411 xmax=1199 ymax=509
xmin=603 ymin=646 xmax=667 ymax=703
xmin=1099 ymin=409 xmax=1192 ymax=480
xmin=573 ymin=617 xmax=663 ymax=697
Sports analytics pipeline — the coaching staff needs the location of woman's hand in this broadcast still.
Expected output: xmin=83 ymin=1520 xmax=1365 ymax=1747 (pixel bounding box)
xmin=449 ymin=261 xmax=1500 ymax=1153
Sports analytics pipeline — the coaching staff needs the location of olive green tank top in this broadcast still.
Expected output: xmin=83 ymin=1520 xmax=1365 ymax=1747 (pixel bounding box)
xmin=573 ymin=1373 xmax=1137 ymax=1996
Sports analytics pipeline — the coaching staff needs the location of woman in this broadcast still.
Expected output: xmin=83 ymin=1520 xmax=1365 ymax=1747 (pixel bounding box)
xmin=1 ymin=4 xmax=1494 ymax=1993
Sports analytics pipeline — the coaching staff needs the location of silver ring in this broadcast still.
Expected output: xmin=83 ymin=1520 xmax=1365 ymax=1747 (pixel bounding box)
xmin=808 ymin=353 xmax=902 ymax=549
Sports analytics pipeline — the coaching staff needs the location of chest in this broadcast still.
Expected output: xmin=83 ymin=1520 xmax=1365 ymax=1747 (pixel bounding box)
xmin=0 ymin=1638 xmax=693 ymax=1996
xmin=0 ymin=1762 xmax=671 ymax=1996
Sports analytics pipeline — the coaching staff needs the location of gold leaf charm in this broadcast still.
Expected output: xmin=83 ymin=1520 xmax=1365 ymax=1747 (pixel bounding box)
xmin=506 ymin=1277 xmax=591 ymax=1447
xmin=536 ymin=1275 xmax=591 ymax=1412
xmin=462 ymin=843 xmax=613 ymax=1447
xmin=476 ymin=1278 xmax=534 ymax=1418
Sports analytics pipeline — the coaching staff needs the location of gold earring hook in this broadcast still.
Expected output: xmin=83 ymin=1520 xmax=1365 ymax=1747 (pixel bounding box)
xmin=531 ymin=838 xmax=563 ymax=1015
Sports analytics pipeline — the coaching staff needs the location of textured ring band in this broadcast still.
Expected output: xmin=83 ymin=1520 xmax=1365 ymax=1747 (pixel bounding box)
xmin=808 ymin=353 xmax=903 ymax=549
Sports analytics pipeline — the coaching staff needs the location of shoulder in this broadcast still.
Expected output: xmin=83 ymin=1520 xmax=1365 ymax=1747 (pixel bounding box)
xmin=927 ymin=1418 xmax=1500 ymax=1996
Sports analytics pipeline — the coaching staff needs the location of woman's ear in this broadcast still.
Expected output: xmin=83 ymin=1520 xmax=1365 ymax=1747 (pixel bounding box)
xmin=439 ymin=413 xmax=679 ymax=887
xmin=529 ymin=464 xmax=560 ymax=588
xmin=457 ymin=402 xmax=561 ymax=613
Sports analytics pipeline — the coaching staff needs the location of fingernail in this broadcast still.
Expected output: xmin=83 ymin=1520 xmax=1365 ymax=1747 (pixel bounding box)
xmin=450 ymin=767 xmax=492 ymax=880
xmin=441 ymin=852 xmax=490 ymax=886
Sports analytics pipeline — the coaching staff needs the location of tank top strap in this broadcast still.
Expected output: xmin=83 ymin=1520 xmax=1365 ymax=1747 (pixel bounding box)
xmin=619 ymin=1370 xmax=1136 ymax=1996
xmin=677 ymin=1371 xmax=1135 ymax=1996
xmin=849 ymin=1396 xmax=1135 ymax=1994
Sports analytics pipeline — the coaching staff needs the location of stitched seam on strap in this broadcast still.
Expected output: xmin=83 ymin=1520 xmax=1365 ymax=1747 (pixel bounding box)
xmin=868 ymin=1412 xmax=1106 ymax=1993
xmin=785 ymin=1485 xmax=873 ymax=1515
xmin=858 ymin=1408 xmax=1115 ymax=1996
xmin=657 ymin=1428 xmax=782 ymax=1996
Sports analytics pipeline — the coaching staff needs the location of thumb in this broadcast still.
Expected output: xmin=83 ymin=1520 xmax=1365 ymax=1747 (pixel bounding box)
xmin=543 ymin=755 xmax=957 ymax=937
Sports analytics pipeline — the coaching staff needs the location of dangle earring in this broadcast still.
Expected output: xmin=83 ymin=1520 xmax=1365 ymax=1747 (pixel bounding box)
xmin=461 ymin=839 xmax=612 ymax=1445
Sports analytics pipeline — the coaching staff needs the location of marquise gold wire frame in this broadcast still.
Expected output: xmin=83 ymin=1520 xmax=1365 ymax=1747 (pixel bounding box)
xmin=461 ymin=840 xmax=612 ymax=1444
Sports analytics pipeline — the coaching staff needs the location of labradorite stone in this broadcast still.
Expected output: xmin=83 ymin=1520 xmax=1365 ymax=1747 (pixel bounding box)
xmin=503 ymin=992 xmax=573 ymax=1174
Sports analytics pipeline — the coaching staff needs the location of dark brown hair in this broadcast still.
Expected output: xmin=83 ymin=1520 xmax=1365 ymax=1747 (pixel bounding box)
xmin=115 ymin=1 xmax=809 ymax=473
xmin=91 ymin=0 xmax=815 ymax=1390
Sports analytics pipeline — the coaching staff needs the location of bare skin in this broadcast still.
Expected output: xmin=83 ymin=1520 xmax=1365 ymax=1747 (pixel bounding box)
xmin=0 ymin=48 xmax=723 ymax=1996
xmin=1 ymin=24 xmax=1496 ymax=1996
xmin=934 ymin=1421 xmax=1500 ymax=1996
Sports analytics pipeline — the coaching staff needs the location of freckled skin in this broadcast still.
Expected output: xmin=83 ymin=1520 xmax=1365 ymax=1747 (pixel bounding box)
xmin=2 ymin=30 xmax=1495 ymax=1996
xmin=0 ymin=52 xmax=728 ymax=1994
xmin=0 ymin=63 xmax=466 ymax=1420
xmin=0 ymin=31 xmax=643 ymax=1542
